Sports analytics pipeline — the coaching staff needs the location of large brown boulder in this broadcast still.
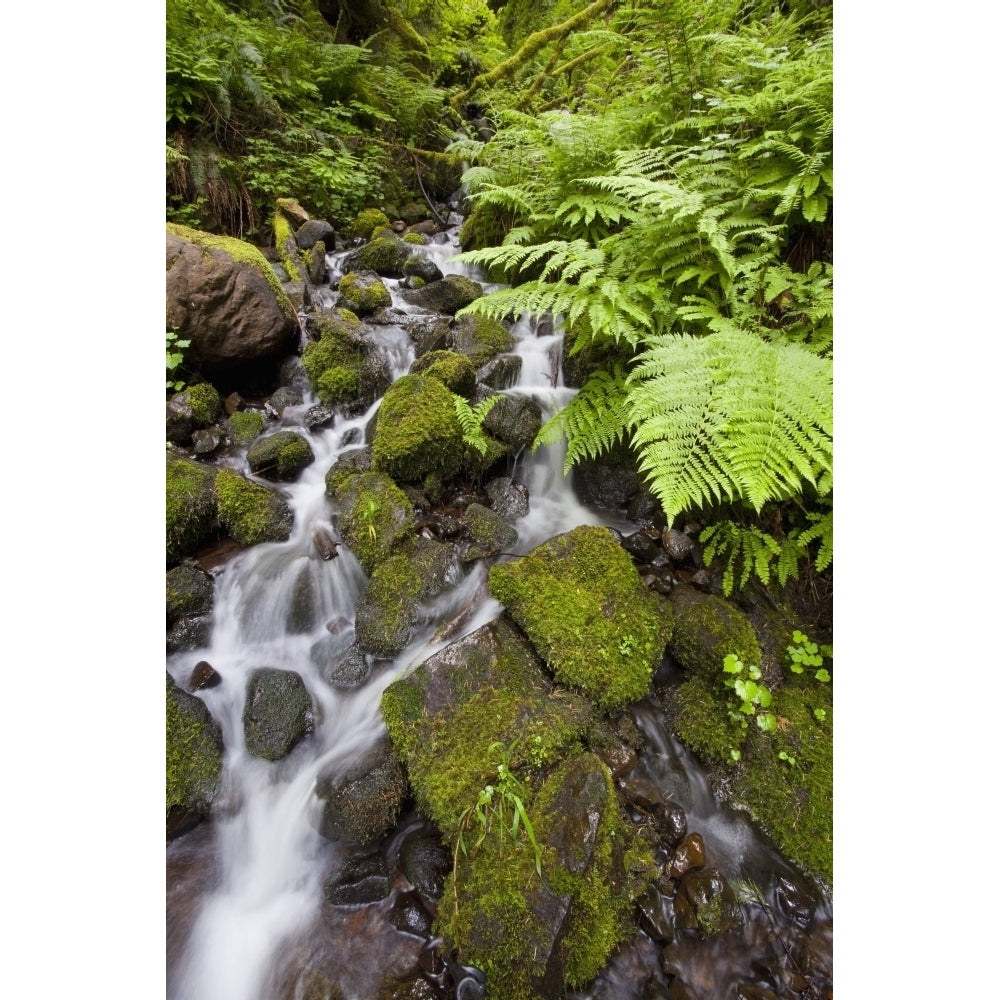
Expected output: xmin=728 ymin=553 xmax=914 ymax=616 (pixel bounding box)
xmin=166 ymin=224 xmax=299 ymax=376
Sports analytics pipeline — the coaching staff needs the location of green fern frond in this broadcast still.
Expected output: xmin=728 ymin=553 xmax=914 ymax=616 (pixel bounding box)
xmin=453 ymin=393 xmax=503 ymax=456
xmin=533 ymin=365 xmax=631 ymax=472
xmin=628 ymin=330 xmax=832 ymax=525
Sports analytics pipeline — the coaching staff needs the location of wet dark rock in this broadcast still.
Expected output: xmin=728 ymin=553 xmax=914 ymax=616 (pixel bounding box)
xmin=481 ymin=393 xmax=542 ymax=451
xmin=622 ymin=528 xmax=663 ymax=563
xmin=774 ymin=874 xmax=817 ymax=929
xmin=673 ymin=869 xmax=742 ymax=938
xmin=359 ymin=351 xmax=393 ymax=403
xmin=594 ymin=739 xmax=637 ymax=780
xmin=344 ymin=235 xmax=412 ymax=278
xmin=315 ymin=735 xmax=408 ymax=844
xmin=388 ymin=890 xmax=433 ymax=937
xmin=665 ymin=979 xmax=696 ymax=1000
xmin=279 ymin=355 xmax=310 ymax=391
xmin=690 ymin=568 xmax=715 ymax=592
xmin=655 ymin=801 xmax=688 ymax=849
xmin=477 ymin=354 xmax=522 ymax=389
xmin=247 ymin=430 xmax=315 ymax=481
xmin=327 ymin=644 xmax=372 ymax=689
xmin=485 ymin=477 xmax=529 ymax=522
xmin=304 ymin=403 xmax=338 ymax=430
xmin=403 ymin=255 xmax=443 ymax=284
xmin=627 ymin=487 xmax=661 ymax=523
xmin=295 ymin=219 xmax=336 ymax=251
xmin=401 ymin=274 xmax=483 ymax=315
xmin=326 ymin=615 xmax=351 ymax=635
xmin=668 ymin=833 xmax=706 ymax=879
xmin=167 ymin=563 xmax=214 ymax=626
xmin=191 ymin=426 xmax=225 ymax=455
xmin=462 ymin=502 xmax=518 ymax=553
xmin=637 ymin=885 xmax=676 ymax=943
xmin=736 ymin=986 xmax=780 ymax=1000
xmin=326 ymin=447 xmax=372 ymax=480
xmin=265 ymin=385 xmax=304 ymax=418
xmin=398 ymin=830 xmax=451 ymax=906
xmin=167 ymin=616 xmax=212 ymax=653
xmin=313 ymin=528 xmax=340 ymax=560
xmin=166 ymin=397 xmax=195 ymax=445
xmin=619 ymin=768 xmax=665 ymax=812
xmin=642 ymin=977 xmax=672 ymax=1000
xmin=224 ymin=391 xmax=245 ymax=415
xmin=411 ymin=317 xmax=452 ymax=356
xmin=662 ymin=529 xmax=695 ymax=563
xmin=572 ymin=455 xmax=641 ymax=510
xmin=323 ymin=850 xmax=390 ymax=906
xmin=242 ymin=668 xmax=314 ymax=761
xmin=188 ymin=660 xmax=221 ymax=691
xmin=287 ymin=566 xmax=321 ymax=633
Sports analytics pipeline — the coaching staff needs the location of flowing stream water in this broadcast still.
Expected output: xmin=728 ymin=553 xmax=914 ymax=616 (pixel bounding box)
xmin=166 ymin=225 xmax=832 ymax=1000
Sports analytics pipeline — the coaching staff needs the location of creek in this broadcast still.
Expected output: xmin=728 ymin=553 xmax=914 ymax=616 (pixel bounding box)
xmin=166 ymin=223 xmax=832 ymax=1000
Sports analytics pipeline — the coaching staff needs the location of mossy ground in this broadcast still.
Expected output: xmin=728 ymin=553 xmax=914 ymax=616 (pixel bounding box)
xmin=488 ymin=526 xmax=674 ymax=710
xmin=166 ymin=674 xmax=223 ymax=813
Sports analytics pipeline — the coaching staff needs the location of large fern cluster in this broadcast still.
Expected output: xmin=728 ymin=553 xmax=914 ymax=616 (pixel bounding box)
xmin=453 ymin=2 xmax=833 ymax=592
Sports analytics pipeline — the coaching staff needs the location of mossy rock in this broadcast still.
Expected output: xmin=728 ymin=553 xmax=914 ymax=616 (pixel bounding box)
xmin=450 ymin=313 xmax=516 ymax=366
xmin=402 ymin=231 xmax=428 ymax=245
xmin=166 ymin=672 xmax=223 ymax=831
xmin=346 ymin=235 xmax=411 ymax=277
xmin=338 ymin=270 xmax=391 ymax=315
xmin=246 ymin=430 xmax=315 ymax=481
xmin=227 ymin=410 xmax=265 ymax=444
xmin=488 ymin=526 xmax=674 ymax=711
xmin=409 ymin=349 xmax=476 ymax=397
xmin=463 ymin=502 xmax=518 ymax=553
xmin=402 ymin=275 xmax=484 ymax=315
xmin=328 ymin=470 xmax=416 ymax=576
xmin=346 ymin=208 xmax=391 ymax=241
xmin=243 ymin=667 xmax=314 ymax=761
xmin=354 ymin=536 xmax=455 ymax=657
xmin=482 ymin=393 xmax=542 ymax=451
xmin=372 ymin=373 xmax=464 ymax=484
xmin=670 ymin=675 xmax=746 ymax=764
xmin=667 ymin=585 xmax=763 ymax=688
xmin=166 ymin=563 xmax=214 ymax=626
xmin=172 ymin=382 xmax=222 ymax=428
xmin=215 ymin=468 xmax=294 ymax=545
xmin=166 ymin=453 xmax=218 ymax=567
xmin=302 ymin=311 xmax=367 ymax=407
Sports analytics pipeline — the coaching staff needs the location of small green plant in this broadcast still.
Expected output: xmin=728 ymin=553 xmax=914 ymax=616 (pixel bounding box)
xmin=166 ymin=329 xmax=191 ymax=392
xmin=786 ymin=629 xmax=832 ymax=683
xmin=453 ymin=392 xmax=502 ymax=456
xmin=452 ymin=740 xmax=542 ymax=915
xmin=722 ymin=652 xmax=776 ymax=738
xmin=360 ymin=498 xmax=378 ymax=543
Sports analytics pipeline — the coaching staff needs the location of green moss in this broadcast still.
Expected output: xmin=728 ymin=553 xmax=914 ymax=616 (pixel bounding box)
xmin=372 ymin=373 xmax=464 ymax=484
xmin=351 ymin=236 xmax=410 ymax=276
xmin=166 ymin=223 xmax=296 ymax=321
xmin=215 ymin=467 xmax=293 ymax=545
xmin=668 ymin=588 xmax=763 ymax=689
xmin=409 ymin=276 xmax=426 ymax=289
xmin=228 ymin=410 xmax=265 ymax=444
xmin=246 ymin=430 xmax=314 ymax=480
xmin=166 ymin=453 xmax=218 ymax=566
xmin=409 ymin=350 xmax=477 ymax=396
xmin=330 ymin=471 xmax=416 ymax=575
xmin=670 ymin=675 xmax=745 ymax=762
xmin=302 ymin=311 xmax=366 ymax=406
xmin=183 ymin=382 xmax=221 ymax=427
xmin=166 ymin=673 xmax=223 ymax=813
xmin=272 ymin=207 xmax=300 ymax=279
xmin=402 ymin=231 xmax=428 ymax=245
xmin=339 ymin=271 xmax=391 ymax=313
xmin=451 ymin=313 xmax=516 ymax=365
xmin=488 ymin=526 xmax=674 ymax=710
xmin=346 ymin=209 xmax=391 ymax=240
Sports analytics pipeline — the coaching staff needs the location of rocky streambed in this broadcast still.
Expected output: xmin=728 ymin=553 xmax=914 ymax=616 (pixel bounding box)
xmin=166 ymin=199 xmax=832 ymax=1000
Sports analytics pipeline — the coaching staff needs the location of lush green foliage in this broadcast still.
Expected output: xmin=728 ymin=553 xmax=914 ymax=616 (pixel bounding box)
xmin=452 ymin=1 xmax=833 ymax=592
xmin=166 ymin=330 xmax=191 ymax=392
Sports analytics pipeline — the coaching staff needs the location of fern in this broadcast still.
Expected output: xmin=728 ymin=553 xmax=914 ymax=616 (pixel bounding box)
xmin=533 ymin=365 xmax=631 ymax=471
xmin=628 ymin=330 xmax=832 ymax=526
xmin=453 ymin=393 xmax=503 ymax=456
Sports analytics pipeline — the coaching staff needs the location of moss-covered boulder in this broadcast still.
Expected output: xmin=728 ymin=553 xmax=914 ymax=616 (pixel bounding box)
xmin=667 ymin=585 xmax=763 ymax=687
xmin=314 ymin=735 xmax=408 ymax=844
xmin=215 ymin=468 xmax=294 ymax=546
xmin=488 ymin=526 xmax=674 ymax=711
xmin=463 ymin=502 xmax=518 ymax=555
xmin=345 ymin=208 xmax=391 ymax=241
xmin=337 ymin=269 xmax=391 ymax=316
xmin=301 ymin=309 xmax=367 ymax=407
xmin=371 ymin=373 xmax=464 ymax=484
xmin=354 ymin=536 xmax=455 ymax=657
xmin=482 ymin=393 xmax=543 ymax=451
xmin=166 ymin=382 xmax=223 ymax=445
xmin=450 ymin=313 xmax=516 ymax=366
xmin=242 ymin=667 xmax=314 ymax=761
xmin=381 ymin=619 xmax=653 ymax=1000
xmin=344 ymin=235 xmax=411 ymax=277
xmin=166 ymin=563 xmax=214 ymax=652
xmin=246 ymin=430 xmax=315 ymax=481
xmin=166 ymin=672 xmax=223 ymax=839
xmin=166 ymin=453 xmax=218 ymax=567
xmin=227 ymin=409 xmax=265 ymax=444
xmin=166 ymin=224 xmax=299 ymax=376
xmin=402 ymin=254 xmax=443 ymax=283
xmin=409 ymin=349 xmax=476 ymax=397
xmin=326 ymin=470 xmax=415 ymax=576
xmin=402 ymin=275 xmax=484 ymax=315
